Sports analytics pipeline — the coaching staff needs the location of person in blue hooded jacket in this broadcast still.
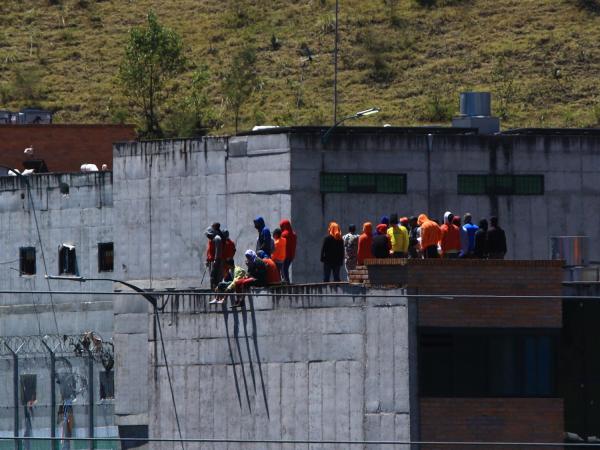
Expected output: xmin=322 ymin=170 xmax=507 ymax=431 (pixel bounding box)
xmin=253 ymin=216 xmax=274 ymax=257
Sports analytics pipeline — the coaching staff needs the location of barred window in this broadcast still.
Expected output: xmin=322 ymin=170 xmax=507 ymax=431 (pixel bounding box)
xmin=320 ymin=173 xmax=407 ymax=194
xmin=458 ymin=175 xmax=544 ymax=195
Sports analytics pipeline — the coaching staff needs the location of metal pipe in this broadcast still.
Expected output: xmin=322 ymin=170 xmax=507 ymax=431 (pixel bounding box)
xmin=0 ymin=288 xmax=599 ymax=300
xmin=40 ymin=340 xmax=58 ymax=450
xmin=87 ymin=350 xmax=94 ymax=450
xmin=5 ymin=343 xmax=23 ymax=450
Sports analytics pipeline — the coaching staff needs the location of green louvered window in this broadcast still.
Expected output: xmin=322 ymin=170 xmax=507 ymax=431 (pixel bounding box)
xmin=320 ymin=173 xmax=407 ymax=194
xmin=458 ymin=175 xmax=544 ymax=195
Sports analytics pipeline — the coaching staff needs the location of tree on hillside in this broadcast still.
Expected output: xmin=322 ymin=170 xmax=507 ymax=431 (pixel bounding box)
xmin=222 ymin=47 xmax=258 ymax=134
xmin=119 ymin=11 xmax=186 ymax=137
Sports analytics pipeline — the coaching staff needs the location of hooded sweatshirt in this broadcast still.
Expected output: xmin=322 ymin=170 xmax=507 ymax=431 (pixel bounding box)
xmin=357 ymin=222 xmax=373 ymax=265
xmin=440 ymin=212 xmax=461 ymax=255
xmin=279 ymin=219 xmax=297 ymax=260
xmin=205 ymin=226 xmax=223 ymax=261
xmin=372 ymin=224 xmax=391 ymax=258
xmin=321 ymin=222 xmax=345 ymax=266
xmin=418 ymin=214 xmax=442 ymax=250
xmin=387 ymin=223 xmax=409 ymax=254
xmin=254 ymin=216 xmax=274 ymax=257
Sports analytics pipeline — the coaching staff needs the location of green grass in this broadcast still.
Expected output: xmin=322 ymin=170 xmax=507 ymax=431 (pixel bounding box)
xmin=1 ymin=0 xmax=600 ymax=134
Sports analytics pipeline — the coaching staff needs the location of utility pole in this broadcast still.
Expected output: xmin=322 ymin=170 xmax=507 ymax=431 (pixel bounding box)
xmin=333 ymin=0 xmax=339 ymax=124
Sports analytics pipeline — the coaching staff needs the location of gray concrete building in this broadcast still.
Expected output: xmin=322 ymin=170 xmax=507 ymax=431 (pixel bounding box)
xmin=0 ymin=124 xmax=597 ymax=448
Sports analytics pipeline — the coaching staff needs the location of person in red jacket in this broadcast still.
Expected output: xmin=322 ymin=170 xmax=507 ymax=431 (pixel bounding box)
xmin=279 ymin=219 xmax=297 ymax=283
xmin=439 ymin=211 xmax=461 ymax=258
xmin=357 ymin=222 xmax=373 ymax=265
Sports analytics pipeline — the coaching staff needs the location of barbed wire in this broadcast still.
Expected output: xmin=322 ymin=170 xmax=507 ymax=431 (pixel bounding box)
xmin=0 ymin=333 xmax=114 ymax=370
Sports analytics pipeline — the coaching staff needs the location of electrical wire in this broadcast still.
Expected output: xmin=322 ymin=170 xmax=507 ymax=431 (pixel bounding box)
xmin=23 ymin=177 xmax=60 ymax=334
xmin=0 ymin=436 xmax=598 ymax=446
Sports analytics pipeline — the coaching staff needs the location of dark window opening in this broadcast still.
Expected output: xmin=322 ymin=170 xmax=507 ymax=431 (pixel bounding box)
xmin=320 ymin=173 xmax=407 ymax=194
xmin=19 ymin=247 xmax=36 ymax=275
xmin=99 ymin=371 xmax=114 ymax=400
xmin=59 ymin=245 xmax=77 ymax=275
xmin=98 ymin=242 xmax=114 ymax=272
xmin=20 ymin=374 xmax=37 ymax=405
xmin=419 ymin=328 xmax=558 ymax=397
xmin=458 ymin=174 xmax=544 ymax=195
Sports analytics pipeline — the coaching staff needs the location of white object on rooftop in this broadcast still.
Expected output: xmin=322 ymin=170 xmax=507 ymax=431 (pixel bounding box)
xmin=7 ymin=169 xmax=19 ymax=176
xmin=383 ymin=124 xmax=392 ymax=127
xmin=80 ymin=164 xmax=99 ymax=172
xmin=24 ymin=146 xmax=34 ymax=156
xmin=21 ymin=169 xmax=34 ymax=176
xmin=101 ymin=164 xmax=108 ymax=171
xmin=252 ymin=125 xmax=280 ymax=131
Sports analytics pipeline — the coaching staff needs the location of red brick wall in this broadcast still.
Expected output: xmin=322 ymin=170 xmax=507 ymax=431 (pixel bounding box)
xmin=349 ymin=259 xmax=563 ymax=327
xmin=420 ymin=398 xmax=564 ymax=449
xmin=0 ymin=124 xmax=136 ymax=172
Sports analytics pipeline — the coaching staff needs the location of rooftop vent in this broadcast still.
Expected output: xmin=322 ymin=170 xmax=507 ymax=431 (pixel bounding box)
xmin=452 ymin=92 xmax=500 ymax=134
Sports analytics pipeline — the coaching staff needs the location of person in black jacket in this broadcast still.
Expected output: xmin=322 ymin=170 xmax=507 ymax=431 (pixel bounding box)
xmin=474 ymin=219 xmax=489 ymax=258
xmin=487 ymin=216 xmax=507 ymax=259
xmin=372 ymin=223 xmax=391 ymax=258
xmin=321 ymin=222 xmax=345 ymax=282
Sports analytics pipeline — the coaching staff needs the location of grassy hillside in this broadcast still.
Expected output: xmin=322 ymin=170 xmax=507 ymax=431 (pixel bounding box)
xmin=1 ymin=0 xmax=600 ymax=134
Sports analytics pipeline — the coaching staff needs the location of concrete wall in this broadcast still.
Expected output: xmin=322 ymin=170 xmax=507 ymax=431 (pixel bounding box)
xmin=0 ymin=172 xmax=116 ymax=441
xmin=142 ymin=285 xmax=413 ymax=450
xmin=288 ymin=130 xmax=600 ymax=280
xmin=112 ymin=136 xmax=292 ymax=290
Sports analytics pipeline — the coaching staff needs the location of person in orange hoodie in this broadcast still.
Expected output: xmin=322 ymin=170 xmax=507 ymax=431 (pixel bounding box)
xmin=357 ymin=222 xmax=373 ymax=265
xmin=279 ymin=219 xmax=297 ymax=283
xmin=271 ymin=228 xmax=287 ymax=279
xmin=418 ymin=213 xmax=442 ymax=258
xmin=439 ymin=211 xmax=461 ymax=258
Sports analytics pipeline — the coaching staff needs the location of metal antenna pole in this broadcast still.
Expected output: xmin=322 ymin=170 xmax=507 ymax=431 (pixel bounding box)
xmin=333 ymin=0 xmax=339 ymax=124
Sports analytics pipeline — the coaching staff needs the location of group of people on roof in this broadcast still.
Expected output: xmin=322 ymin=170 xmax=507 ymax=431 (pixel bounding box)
xmin=204 ymin=211 xmax=507 ymax=299
xmin=204 ymin=217 xmax=297 ymax=304
xmin=321 ymin=212 xmax=507 ymax=282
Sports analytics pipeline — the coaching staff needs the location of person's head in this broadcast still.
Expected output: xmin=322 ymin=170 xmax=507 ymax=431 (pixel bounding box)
xmin=479 ymin=219 xmax=488 ymax=230
xmin=279 ymin=219 xmax=293 ymax=231
xmin=348 ymin=224 xmax=356 ymax=234
xmin=328 ymin=222 xmax=342 ymax=240
xmin=253 ymin=216 xmax=265 ymax=231
xmin=273 ymin=228 xmax=282 ymax=238
xmin=257 ymin=250 xmax=267 ymax=259
xmin=211 ymin=222 xmax=221 ymax=231
xmin=443 ymin=211 xmax=453 ymax=225
xmin=376 ymin=223 xmax=388 ymax=235
xmin=222 ymin=229 xmax=229 ymax=239
xmin=490 ymin=216 xmax=499 ymax=227
xmin=452 ymin=215 xmax=461 ymax=226
xmin=400 ymin=217 xmax=409 ymax=227
xmin=245 ymin=249 xmax=257 ymax=265
xmin=362 ymin=222 xmax=373 ymax=235
xmin=205 ymin=226 xmax=216 ymax=240
xmin=417 ymin=214 xmax=428 ymax=226
xmin=409 ymin=216 xmax=418 ymax=227
xmin=390 ymin=214 xmax=399 ymax=225
xmin=380 ymin=216 xmax=390 ymax=226
xmin=464 ymin=213 xmax=472 ymax=224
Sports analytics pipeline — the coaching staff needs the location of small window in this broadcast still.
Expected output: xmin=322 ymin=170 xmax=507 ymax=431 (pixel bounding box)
xmin=59 ymin=244 xmax=78 ymax=275
xmin=19 ymin=247 xmax=36 ymax=275
xmin=20 ymin=374 xmax=36 ymax=405
xmin=320 ymin=173 xmax=407 ymax=194
xmin=458 ymin=175 xmax=544 ymax=195
xmin=99 ymin=371 xmax=114 ymax=400
xmin=98 ymin=243 xmax=114 ymax=272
